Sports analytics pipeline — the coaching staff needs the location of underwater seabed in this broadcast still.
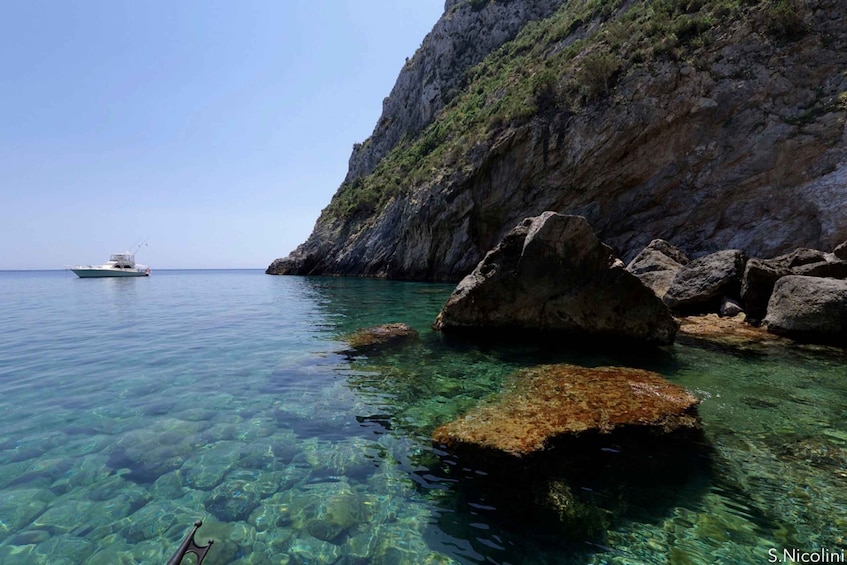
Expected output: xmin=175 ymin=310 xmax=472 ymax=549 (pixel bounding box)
xmin=0 ymin=273 xmax=844 ymax=564
xmin=339 ymin=329 xmax=847 ymax=564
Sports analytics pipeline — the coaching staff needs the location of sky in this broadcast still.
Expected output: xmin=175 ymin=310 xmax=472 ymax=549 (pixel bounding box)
xmin=0 ymin=0 xmax=445 ymax=269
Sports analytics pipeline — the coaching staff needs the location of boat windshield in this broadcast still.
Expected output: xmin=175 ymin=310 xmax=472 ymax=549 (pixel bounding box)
xmin=109 ymin=254 xmax=134 ymax=263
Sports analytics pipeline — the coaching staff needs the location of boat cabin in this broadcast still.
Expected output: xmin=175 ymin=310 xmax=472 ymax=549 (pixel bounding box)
xmin=109 ymin=253 xmax=136 ymax=269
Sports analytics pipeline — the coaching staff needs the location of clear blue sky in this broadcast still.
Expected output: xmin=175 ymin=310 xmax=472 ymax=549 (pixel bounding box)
xmin=0 ymin=0 xmax=444 ymax=269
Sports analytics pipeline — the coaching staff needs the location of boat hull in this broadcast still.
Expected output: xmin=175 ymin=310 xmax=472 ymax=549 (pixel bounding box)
xmin=71 ymin=268 xmax=149 ymax=278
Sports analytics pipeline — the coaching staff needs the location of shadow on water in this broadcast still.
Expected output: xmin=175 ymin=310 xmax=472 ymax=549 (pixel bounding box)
xmin=416 ymin=427 xmax=716 ymax=564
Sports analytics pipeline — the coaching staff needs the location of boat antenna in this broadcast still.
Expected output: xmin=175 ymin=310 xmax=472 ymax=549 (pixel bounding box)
xmin=131 ymin=237 xmax=149 ymax=254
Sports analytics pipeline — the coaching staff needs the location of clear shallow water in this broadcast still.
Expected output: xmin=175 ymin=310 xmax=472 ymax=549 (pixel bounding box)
xmin=0 ymin=270 xmax=844 ymax=564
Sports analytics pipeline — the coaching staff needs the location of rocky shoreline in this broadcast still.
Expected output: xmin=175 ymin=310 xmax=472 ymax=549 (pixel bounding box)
xmin=627 ymin=235 xmax=847 ymax=347
xmin=432 ymin=211 xmax=847 ymax=348
xmin=334 ymin=211 xmax=845 ymax=533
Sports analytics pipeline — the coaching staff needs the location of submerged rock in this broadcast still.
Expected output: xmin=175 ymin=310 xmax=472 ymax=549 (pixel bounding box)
xmin=205 ymin=477 xmax=264 ymax=522
xmin=433 ymin=213 xmax=678 ymax=345
xmin=626 ymin=239 xmax=689 ymax=298
xmin=677 ymin=314 xmax=784 ymax=348
xmin=764 ymin=276 xmax=847 ymax=346
xmin=287 ymin=480 xmax=372 ymax=544
xmin=664 ymin=249 xmax=748 ymax=315
xmin=432 ymin=364 xmax=700 ymax=457
xmin=343 ymin=323 xmax=419 ymax=354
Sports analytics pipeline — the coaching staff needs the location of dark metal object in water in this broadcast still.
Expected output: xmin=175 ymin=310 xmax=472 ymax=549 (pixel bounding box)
xmin=166 ymin=520 xmax=213 ymax=565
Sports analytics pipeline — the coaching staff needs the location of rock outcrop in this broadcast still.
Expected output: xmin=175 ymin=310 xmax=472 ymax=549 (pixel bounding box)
xmin=764 ymin=276 xmax=847 ymax=345
xmin=345 ymin=0 xmax=568 ymax=184
xmin=432 ymin=364 xmax=700 ymax=457
xmin=663 ymin=250 xmax=748 ymax=315
xmin=626 ymin=239 xmax=689 ymax=298
xmin=268 ymin=0 xmax=847 ymax=281
xmin=342 ymin=323 xmax=419 ymax=354
xmin=433 ymin=213 xmax=679 ymax=344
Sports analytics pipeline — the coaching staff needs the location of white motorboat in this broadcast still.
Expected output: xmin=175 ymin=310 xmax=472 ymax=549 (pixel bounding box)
xmin=70 ymin=252 xmax=151 ymax=278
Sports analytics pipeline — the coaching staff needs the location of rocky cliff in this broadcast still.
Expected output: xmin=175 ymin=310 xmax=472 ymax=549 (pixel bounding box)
xmin=268 ymin=0 xmax=847 ymax=281
xmin=345 ymin=0 xmax=568 ymax=184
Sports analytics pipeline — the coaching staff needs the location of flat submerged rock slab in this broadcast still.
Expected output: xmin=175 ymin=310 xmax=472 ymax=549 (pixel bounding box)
xmin=677 ymin=314 xmax=785 ymax=346
xmin=343 ymin=323 xmax=419 ymax=353
xmin=433 ymin=364 xmax=699 ymax=457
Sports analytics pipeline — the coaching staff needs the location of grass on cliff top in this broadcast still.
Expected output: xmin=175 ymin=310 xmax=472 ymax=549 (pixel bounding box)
xmin=324 ymin=0 xmax=801 ymax=222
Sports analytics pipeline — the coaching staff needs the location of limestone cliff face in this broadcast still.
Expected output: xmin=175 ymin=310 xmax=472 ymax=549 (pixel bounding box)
xmin=269 ymin=0 xmax=847 ymax=281
xmin=345 ymin=0 xmax=568 ymax=184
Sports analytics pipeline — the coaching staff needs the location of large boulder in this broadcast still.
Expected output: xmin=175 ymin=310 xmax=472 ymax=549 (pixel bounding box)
xmin=626 ymin=239 xmax=689 ymax=298
xmin=835 ymin=241 xmax=847 ymax=261
xmin=775 ymin=247 xmax=847 ymax=279
xmin=764 ymin=276 xmax=847 ymax=346
xmin=792 ymin=259 xmax=847 ymax=279
xmin=663 ymin=250 xmax=748 ymax=315
xmin=433 ymin=212 xmax=678 ymax=345
xmin=740 ymin=258 xmax=792 ymax=322
xmin=432 ymin=364 xmax=701 ymax=457
xmin=741 ymin=248 xmax=847 ymax=321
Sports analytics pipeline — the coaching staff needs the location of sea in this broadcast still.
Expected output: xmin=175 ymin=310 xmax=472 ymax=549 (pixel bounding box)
xmin=0 ymin=269 xmax=845 ymax=564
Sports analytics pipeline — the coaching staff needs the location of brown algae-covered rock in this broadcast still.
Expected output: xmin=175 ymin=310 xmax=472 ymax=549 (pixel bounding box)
xmin=343 ymin=323 xmax=419 ymax=353
xmin=432 ymin=364 xmax=700 ymax=457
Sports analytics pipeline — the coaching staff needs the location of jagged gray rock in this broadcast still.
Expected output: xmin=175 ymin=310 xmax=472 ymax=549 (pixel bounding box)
xmin=664 ymin=250 xmax=748 ymax=315
xmin=835 ymin=241 xmax=847 ymax=261
xmin=626 ymin=239 xmax=689 ymax=298
xmin=741 ymin=248 xmax=847 ymax=321
xmin=741 ymin=258 xmax=791 ymax=322
xmin=764 ymin=276 xmax=847 ymax=346
xmin=433 ymin=213 xmax=679 ymax=344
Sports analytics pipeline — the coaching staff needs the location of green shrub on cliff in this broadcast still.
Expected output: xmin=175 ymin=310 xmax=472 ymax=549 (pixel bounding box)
xmin=766 ymin=0 xmax=807 ymax=39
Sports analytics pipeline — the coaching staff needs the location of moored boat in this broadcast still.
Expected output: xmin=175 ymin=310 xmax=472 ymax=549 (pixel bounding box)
xmin=70 ymin=252 xmax=151 ymax=278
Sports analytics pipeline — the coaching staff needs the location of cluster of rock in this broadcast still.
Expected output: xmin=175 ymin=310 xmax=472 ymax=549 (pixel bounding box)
xmin=627 ymin=239 xmax=847 ymax=346
xmin=340 ymin=212 xmax=844 ymax=535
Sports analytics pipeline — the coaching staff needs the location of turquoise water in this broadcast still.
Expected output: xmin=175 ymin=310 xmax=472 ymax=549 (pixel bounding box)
xmin=0 ymin=270 xmax=844 ymax=564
